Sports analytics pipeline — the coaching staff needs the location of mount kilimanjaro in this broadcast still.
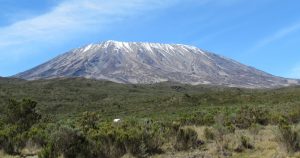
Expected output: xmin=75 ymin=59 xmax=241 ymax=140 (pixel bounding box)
xmin=14 ymin=40 xmax=299 ymax=88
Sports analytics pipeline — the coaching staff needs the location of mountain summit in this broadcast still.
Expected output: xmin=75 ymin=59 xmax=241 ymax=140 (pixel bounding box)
xmin=14 ymin=40 xmax=299 ymax=88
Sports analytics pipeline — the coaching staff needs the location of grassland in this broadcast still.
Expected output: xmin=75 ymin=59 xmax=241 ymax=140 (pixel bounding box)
xmin=1 ymin=77 xmax=300 ymax=157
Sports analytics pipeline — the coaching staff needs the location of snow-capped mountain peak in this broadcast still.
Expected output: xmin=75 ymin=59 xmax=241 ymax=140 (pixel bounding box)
xmin=14 ymin=40 xmax=299 ymax=88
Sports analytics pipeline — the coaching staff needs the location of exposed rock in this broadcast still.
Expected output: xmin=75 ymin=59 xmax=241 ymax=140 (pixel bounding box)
xmin=14 ymin=40 xmax=299 ymax=88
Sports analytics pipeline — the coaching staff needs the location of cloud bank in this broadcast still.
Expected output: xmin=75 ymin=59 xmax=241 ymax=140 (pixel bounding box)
xmin=0 ymin=0 xmax=177 ymax=56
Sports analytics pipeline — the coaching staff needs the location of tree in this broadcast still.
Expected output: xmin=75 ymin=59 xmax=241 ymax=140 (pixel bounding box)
xmin=5 ymin=99 xmax=41 ymax=130
xmin=0 ymin=99 xmax=41 ymax=154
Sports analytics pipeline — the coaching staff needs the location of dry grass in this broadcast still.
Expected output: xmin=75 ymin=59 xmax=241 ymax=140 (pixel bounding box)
xmin=0 ymin=150 xmax=19 ymax=158
xmin=152 ymin=125 xmax=300 ymax=158
xmin=3 ymin=125 xmax=300 ymax=158
xmin=0 ymin=142 xmax=41 ymax=158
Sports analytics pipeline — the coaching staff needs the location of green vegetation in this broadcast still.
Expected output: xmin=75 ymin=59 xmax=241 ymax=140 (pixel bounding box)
xmin=0 ymin=99 xmax=41 ymax=155
xmin=174 ymin=128 xmax=200 ymax=151
xmin=1 ymin=77 xmax=300 ymax=157
xmin=277 ymin=117 xmax=300 ymax=153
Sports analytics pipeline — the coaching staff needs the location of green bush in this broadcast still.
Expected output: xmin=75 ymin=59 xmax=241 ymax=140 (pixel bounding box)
xmin=0 ymin=119 xmax=3 ymax=128
xmin=0 ymin=125 xmax=26 ymax=154
xmin=286 ymin=110 xmax=300 ymax=123
xmin=180 ymin=111 xmax=215 ymax=126
xmin=0 ymin=99 xmax=43 ymax=155
xmin=277 ymin=117 xmax=300 ymax=153
xmin=87 ymin=120 xmax=165 ymax=158
xmin=91 ymin=124 xmax=129 ymax=158
xmin=40 ymin=126 xmax=96 ymax=158
xmin=233 ymin=106 xmax=269 ymax=129
xmin=214 ymin=114 xmax=235 ymax=135
xmin=78 ymin=111 xmax=100 ymax=133
xmin=39 ymin=143 xmax=57 ymax=158
xmin=4 ymin=99 xmax=41 ymax=131
xmin=26 ymin=124 xmax=49 ymax=147
xmin=174 ymin=128 xmax=200 ymax=151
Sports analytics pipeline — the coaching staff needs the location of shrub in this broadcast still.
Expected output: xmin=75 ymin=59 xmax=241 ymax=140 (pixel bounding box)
xmin=214 ymin=114 xmax=235 ymax=135
xmin=78 ymin=111 xmax=100 ymax=133
xmin=204 ymin=127 xmax=215 ymax=141
xmin=40 ymin=126 xmax=96 ymax=158
xmin=4 ymin=99 xmax=41 ymax=131
xmin=168 ymin=121 xmax=180 ymax=136
xmin=180 ymin=111 xmax=215 ymax=126
xmin=0 ymin=125 xmax=26 ymax=154
xmin=137 ymin=123 xmax=165 ymax=155
xmin=88 ymin=120 xmax=165 ymax=158
xmin=39 ymin=143 xmax=57 ymax=158
xmin=240 ymin=135 xmax=253 ymax=149
xmin=174 ymin=128 xmax=200 ymax=151
xmin=233 ymin=106 xmax=269 ymax=129
xmin=97 ymin=134 xmax=126 ymax=158
xmin=0 ymin=99 xmax=42 ymax=155
xmin=269 ymin=112 xmax=283 ymax=125
xmin=277 ymin=117 xmax=300 ymax=153
xmin=234 ymin=135 xmax=254 ymax=153
xmin=0 ymin=119 xmax=3 ymax=128
xmin=26 ymin=124 xmax=49 ymax=147
xmin=286 ymin=110 xmax=300 ymax=123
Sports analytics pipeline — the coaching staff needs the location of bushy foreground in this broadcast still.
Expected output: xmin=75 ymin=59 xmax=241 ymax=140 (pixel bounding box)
xmin=0 ymin=100 xmax=202 ymax=158
xmin=1 ymin=98 xmax=300 ymax=158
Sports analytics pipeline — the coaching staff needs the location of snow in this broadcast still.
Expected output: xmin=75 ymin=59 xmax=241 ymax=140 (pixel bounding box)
xmin=113 ymin=41 xmax=124 ymax=48
xmin=142 ymin=43 xmax=153 ymax=52
xmin=83 ymin=44 xmax=93 ymax=52
xmin=123 ymin=42 xmax=132 ymax=51
xmin=15 ymin=40 xmax=298 ymax=89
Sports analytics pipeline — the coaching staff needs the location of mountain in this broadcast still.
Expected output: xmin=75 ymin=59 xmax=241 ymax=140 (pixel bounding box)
xmin=14 ymin=40 xmax=299 ymax=88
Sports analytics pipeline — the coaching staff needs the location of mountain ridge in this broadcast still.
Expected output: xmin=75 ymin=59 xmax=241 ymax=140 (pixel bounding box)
xmin=14 ymin=40 xmax=299 ymax=88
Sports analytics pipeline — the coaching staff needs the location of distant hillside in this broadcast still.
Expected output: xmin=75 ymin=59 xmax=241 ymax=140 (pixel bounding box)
xmin=1 ymin=77 xmax=300 ymax=120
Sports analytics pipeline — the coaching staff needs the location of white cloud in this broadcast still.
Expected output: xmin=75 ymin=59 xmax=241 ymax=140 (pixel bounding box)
xmin=248 ymin=22 xmax=300 ymax=52
xmin=0 ymin=0 xmax=177 ymax=52
xmin=0 ymin=0 xmax=184 ymax=76
xmin=0 ymin=0 xmax=245 ymax=54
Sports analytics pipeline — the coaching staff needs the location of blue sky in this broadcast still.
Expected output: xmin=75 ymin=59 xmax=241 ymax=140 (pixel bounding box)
xmin=0 ymin=0 xmax=300 ymax=78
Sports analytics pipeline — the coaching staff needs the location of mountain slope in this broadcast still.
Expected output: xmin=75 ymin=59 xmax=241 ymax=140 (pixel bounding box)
xmin=14 ymin=40 xmax=299 ymax=88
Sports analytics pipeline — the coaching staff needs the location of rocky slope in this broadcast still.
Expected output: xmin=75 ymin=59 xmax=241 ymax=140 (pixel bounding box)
xmin=14 ymin=40 xmax=299 ymax=88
